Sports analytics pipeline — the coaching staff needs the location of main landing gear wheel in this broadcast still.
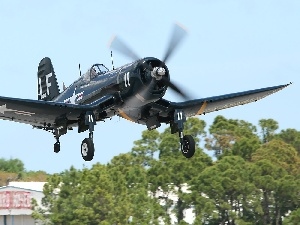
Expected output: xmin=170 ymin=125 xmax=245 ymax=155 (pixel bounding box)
xmin=81 ymin=138 xmax=95 ymax=161
xmin=181 ymin=135 xmax=195 ymax=158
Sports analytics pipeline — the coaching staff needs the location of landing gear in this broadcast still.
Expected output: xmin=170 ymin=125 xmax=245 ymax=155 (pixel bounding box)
xmin=54 ymin=141 xmax=60 ymax=153
xmin=52 ymin=118 xmax=68 ymax=154
xmin=173 ymin=110 xmax=196 ymax=158
xmin=80 ymin=111 xmax=97 ymax=161
xmin=81 ymin=136 xmax=95 ymax=161
xmin=53 ymin=129 xmax=61 ymax=153
xmin=52 ymin=111 xmax=97 ymax=161
xmin=181 ymin=135 xmax=195 ymax=158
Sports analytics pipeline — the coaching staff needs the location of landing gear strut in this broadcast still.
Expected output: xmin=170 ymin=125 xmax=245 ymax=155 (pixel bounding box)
xmin=52 ymin=112 xmax=96 ymax=161
xmin=53 ymin=129 xmax=61 ymax=153
xmin=80 ymin=112 xmax=96 ymax=161
xmin=53 ymin=124 xmax=68 ymax=153
xmin=173 ymin=110 xmax=195 ymax=158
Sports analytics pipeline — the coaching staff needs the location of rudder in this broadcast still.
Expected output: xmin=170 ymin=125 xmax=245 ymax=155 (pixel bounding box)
xmin=37 ymin=57 xmax=60 ymax=101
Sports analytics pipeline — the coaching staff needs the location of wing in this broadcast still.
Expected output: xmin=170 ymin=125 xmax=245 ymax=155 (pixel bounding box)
xmin=157 ymin=83 xmax=291 ymax=117
xmin=0 ymin=94 xmax=117 ymax=128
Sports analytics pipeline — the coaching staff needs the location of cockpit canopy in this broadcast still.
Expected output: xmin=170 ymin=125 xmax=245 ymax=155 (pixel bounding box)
xmin=83 ymin=64 xmax=109 ymax=82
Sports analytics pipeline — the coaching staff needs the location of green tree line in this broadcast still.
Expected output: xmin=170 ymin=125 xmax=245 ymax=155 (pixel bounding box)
xmin=0 ymin=158 xmax=48 ymax=186
xmin=29 ymin=116 xmax=300 ymax=224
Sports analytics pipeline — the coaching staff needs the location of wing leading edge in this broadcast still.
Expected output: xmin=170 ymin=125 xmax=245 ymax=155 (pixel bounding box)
xmin=164 ymin=83 xmax=291 ymax=117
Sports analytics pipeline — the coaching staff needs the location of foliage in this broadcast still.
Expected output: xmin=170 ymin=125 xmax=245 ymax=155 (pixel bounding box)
xmin=0 ymin=157 xmax=25 ymax=173
xmin=4 ymin=116 xmax=297 ymax=225
xmin=0 ymin=158 xmax=48 ymax=186
xmin=0 ymin=171 xmax=19 ymax=186
xmin=259 ymin=118 xmax=279 ymax=143
xmin=205 ymin=115 xmax=258 ymax=158
xmin=22 ymin=170 xmax=49 ymax=182
xmin=275 ymin=128 xmax=300 ymax=155
xmin=283 ymin=208 xmax=300 ymax=225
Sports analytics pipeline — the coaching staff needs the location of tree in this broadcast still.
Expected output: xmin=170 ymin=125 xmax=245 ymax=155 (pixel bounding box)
xmin=108 ymin=153 xmax=164 ymax=224
xmin=274 ymin=175 xmax=300 ymax=225
xmin=31 ymin=116 xmax=300 ymax=224
xmin=252 ymin=139 xmax=300 ymax=175
xmin=283 ymin=208 xmax=300 ymax=225
xmin=190 ymin=156 xmax=258 ymax=224
xmin=0 ymin=157 xmax=25 ymax=186
xmin=258 ymin=119 xmax=279 ymax=143
xmin=33 ymin=157 xmax=164 ymax=224
xmin=0 ymin=171 xmax=19 ymax=186
xmin=136 ymin=117 xmax=211 ymax=224
xmin=251 ymin=140 xmax=300 ymax=225
xmin=249 ymin=160 xmax=286 ymax=225
xmin=230 ymin=136 xmax=261 ymax=161
xmin=131 ymin=129 xmax=160 ymax=167
xmin=275 ymin=128 xmax=300 ymax=155
xmin=23 ymin=170 xmax=48 ymax=182
xmin=159 ymin=118 xmax=209 ymax=224
xmin=33 ymin=165 xmax=117 ymax=224
xmin=0 ymin=157 xmax=25 ymax=173
xmin=205 ymin=115 xmax=258 ymax=157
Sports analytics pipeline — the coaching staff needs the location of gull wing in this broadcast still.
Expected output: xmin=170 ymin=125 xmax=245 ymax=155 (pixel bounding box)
xmin=159 ymin=83 xmax=291 ymax=117
xmin=0 ymin=95 xmax=115 ymax=128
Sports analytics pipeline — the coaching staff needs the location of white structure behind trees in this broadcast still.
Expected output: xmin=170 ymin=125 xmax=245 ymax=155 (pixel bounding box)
xmin=0 ymin=182 xmax=45 ymax=225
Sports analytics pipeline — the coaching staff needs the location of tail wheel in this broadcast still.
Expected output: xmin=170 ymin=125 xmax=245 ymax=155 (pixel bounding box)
xmin=81 ymin=138 xmax=95 ymax=161
xmin=54 ymin=142 xmax=60 ymax=153
xmin=181 ymin=135 xmax=195 ymax=158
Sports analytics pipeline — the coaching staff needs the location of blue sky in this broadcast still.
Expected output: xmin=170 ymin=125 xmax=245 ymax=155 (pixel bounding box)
xmin=0 ymin=1 xmax=299 ymax=173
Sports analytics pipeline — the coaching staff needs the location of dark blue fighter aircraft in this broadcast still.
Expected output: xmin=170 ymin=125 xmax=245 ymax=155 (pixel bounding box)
xmin=0 ymin=24 xmax=291 ymax=161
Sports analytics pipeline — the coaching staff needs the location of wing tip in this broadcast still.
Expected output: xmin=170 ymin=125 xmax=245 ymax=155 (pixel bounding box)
xmin=283 ymin=82 xmax=293 ymax=88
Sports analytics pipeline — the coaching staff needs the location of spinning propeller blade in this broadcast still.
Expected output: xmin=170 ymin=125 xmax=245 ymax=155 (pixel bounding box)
xmin=160 ymin=23 xmax=189 ymax=99
xmin=108 ymin=35 xmax=140 ymax=61
xmin=162 ymin=22 xmax=188 ymax=63
xmin=161 ymin=76 xmax=190 ymax=100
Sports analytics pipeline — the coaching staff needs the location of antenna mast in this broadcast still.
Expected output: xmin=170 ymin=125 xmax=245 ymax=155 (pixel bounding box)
xmin=79 ymin=64 xmax=82 ymax=76
xmin=111 ymin=51 xmax=115 ymax=70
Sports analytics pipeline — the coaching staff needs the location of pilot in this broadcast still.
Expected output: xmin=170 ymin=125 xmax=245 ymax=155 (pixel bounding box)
xmin=90 ymin=67 xmax=97 ymax=79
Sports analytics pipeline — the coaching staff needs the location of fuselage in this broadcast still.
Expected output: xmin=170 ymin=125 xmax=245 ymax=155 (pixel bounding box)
xmin=53 ymin=57 xmax=170 ymax=124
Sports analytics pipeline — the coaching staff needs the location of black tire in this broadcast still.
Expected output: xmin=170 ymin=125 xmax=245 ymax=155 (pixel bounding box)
xmin=181 ymin=135 xmax=195 ymax=158
xmin=81 ymin=138 xmax=95 ymax=161
xmin=54 ymin=142 xmax=60 ymax=153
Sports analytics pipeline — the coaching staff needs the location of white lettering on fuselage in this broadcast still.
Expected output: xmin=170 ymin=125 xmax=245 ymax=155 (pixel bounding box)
xmin=88 ymin=115 xmax=94 ymax=123
xmin=177 ymin=111 xmax=183 ymax=121
xmin=124 ymin=72 xmax=130 ymax=87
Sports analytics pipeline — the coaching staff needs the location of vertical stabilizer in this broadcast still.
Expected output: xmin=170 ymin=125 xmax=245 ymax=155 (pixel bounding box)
xmin=37 ymin=57 xmax=60 ymax=101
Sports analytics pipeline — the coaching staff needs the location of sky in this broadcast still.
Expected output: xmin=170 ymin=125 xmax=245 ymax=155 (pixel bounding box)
xmin=0 ymin=1 xmax=299 ymax=174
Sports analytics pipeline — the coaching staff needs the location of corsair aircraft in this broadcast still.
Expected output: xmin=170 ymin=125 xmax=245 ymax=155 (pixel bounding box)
xmin=0 ymin=24 xmax=291 ymax=161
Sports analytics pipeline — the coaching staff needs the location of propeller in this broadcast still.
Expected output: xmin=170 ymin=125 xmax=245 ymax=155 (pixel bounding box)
xmin=162 ymin=22 xmax=188 ymax=63
xmin=108 ymin=35 xmax=140 ymax=61
xmin=108 ymin=23 xmax=189 ymax=100
xmin=160 ymin=76 xmax=189 ymax=99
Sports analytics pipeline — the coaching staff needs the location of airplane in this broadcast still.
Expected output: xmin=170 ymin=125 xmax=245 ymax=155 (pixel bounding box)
xmin=0 ymin=24 xmax=291 ymax=161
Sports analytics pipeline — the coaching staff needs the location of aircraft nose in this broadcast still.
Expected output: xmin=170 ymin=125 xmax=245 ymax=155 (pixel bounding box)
xmin=151 ymin=67 xmax=166 ymax=80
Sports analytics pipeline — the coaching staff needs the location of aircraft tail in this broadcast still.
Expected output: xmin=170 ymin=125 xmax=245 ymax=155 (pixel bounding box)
xmin=37 ymin=57 xmax=60 ymax=101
